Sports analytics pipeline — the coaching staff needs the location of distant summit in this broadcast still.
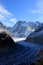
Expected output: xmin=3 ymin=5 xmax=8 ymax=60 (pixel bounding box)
xmin=11 ymin=21 xmax=40 ymax=37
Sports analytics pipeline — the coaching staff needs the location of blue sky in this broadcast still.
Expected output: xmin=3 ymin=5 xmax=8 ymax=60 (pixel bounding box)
xmin=0 ymin=0 xmax=43 ymax=27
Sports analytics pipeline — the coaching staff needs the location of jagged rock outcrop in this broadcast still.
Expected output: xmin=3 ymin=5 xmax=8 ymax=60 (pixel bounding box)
xmin=0 ymin=28 xmax=15 ymax=48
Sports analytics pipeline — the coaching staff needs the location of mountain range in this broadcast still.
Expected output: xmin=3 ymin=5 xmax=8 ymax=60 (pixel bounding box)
xmin=0 ymin=21 xmax=42 ymax=37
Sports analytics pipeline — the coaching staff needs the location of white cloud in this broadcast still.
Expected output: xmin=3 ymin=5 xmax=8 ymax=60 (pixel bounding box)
xmin=31 ymin=10 xmax=43 ymax=14
xmin=31 ymin=0 xmax=43 ymax=14
xmin=0 ymin=15 xmax=5 ymax=19
xmin=36 ymin=0 xmax=43 ymax=11
xmin=10 ymin=18 xmax=17 ymax=22
xmin=9 ymin=18 xmax=17 ymax=24
xmin=31 ymin=10 xmax=38 ymax=13
xmin=0 ymin=4 xmax=17 ymax=26
xmin=0 ymin=5 xmax=12 ymax=16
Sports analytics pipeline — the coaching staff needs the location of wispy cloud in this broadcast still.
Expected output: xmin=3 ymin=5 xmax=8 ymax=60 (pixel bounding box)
xmin=10 ymin=18 xmax=17 ymax=24
xmin=0 ymin=15 xmax=5 ymax=19
xmin=31 ymin=10 xmax=43 ymax=14
xmin=0 ymin=4 xmax=17 ymax=27
xmin=31 ymin=0 xmax=43 ymax=14
xmin=36 ymin=0 xmax=43 ymax=11
xmin=0 ymin=5 xmax=12 ymax=15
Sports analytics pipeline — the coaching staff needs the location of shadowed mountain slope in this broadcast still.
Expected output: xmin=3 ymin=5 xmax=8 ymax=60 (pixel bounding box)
xmin=26 ymin=24 xmax=43 ymax=45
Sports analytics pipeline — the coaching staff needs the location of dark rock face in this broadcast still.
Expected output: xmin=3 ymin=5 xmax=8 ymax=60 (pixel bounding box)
xmin=0 ymin=31 xmax=15 ymax=48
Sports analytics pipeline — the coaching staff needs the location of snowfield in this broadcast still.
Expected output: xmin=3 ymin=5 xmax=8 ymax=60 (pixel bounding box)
xmin=12 ymin=37 xmax=26 ymax=42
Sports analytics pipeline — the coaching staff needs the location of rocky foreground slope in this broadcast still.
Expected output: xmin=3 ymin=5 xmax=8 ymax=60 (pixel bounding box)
xmin=0 ymin=28 xmax=43 ymax=65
